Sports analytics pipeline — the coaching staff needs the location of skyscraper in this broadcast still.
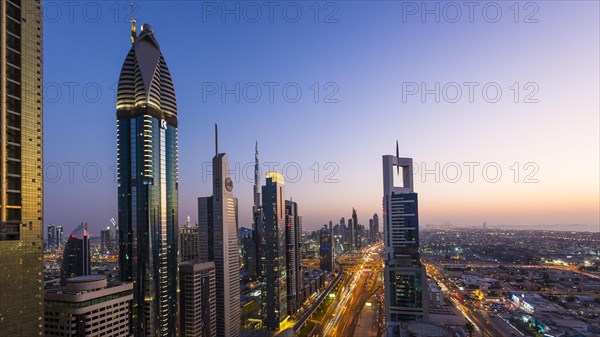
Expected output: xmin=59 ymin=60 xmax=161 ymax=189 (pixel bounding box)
xmin=240 ymin=228 xmax=257 ymax=278
xmin=382 ymin=143 xmax=429 ymax=326
xmin=372 ymin=213 xmax=379 ymax=242
xmin=0 ymin=1 xmax=44 ymax=334
xmin=100 ymin=227 xmax=113 ymax=254
xmin=198 ymin=126 xmax=240 ymax=337
xmin=319 ymin=225 xmax=334 ymax=272
xmin=116 ymin=22 xmax=179 ymax=336
xmin=260 ymin=172 xmax=288 ymax=330
xmin=352 ymin=208 xmax=359 ymax=249
xmin=285 ymin=199 xmax=302 ymax=316
xmin=180 ymin=225 xmax=199 ymax=262
xmin=179 ymin=261 xmax=217 ymax=337
xmin=60 ymin=223 xmax=91 ymax=286
xmin=56 ymin=225 xmax=63 ymax=249
xmin=251 ymin=141 xmax=261 ymax=280
xmin=347 ymin=219 xmax=353 ymax=251
xmin=48 ymin=225 xmax=56 ymax=250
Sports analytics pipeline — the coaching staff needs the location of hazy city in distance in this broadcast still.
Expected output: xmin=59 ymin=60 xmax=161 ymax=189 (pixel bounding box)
xmin=0 ymin=1 xmax=598 ymax=337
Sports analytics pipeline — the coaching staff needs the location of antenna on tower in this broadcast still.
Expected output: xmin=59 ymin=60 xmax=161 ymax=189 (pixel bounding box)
xmin=130 ymin=1 xmax=137 ymax=44
xmin=215 ymin=124 xmax=219 ymax=156
xmin=396 ymin=140 xmax=400 ymax=175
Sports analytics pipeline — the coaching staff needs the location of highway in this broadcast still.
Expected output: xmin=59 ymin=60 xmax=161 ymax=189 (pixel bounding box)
xmin=318 ymin=244 xmax=384 ymax=337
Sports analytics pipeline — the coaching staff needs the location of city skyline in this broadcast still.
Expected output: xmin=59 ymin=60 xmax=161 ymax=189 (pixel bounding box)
xmin=8 ymin=1 xmax=598 ymax=337
xmin=42 ymin=2 xmax=599 ymax=234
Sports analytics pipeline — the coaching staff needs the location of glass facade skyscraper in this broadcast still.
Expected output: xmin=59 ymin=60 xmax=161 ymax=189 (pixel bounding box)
xmin=285 ymin=200 xmax=302 ymax=316
xmin=260 ymin=172 xmax=287 ymax=330
xmin=116 ymin=23 xmax=178 ymax=337
xmin=382 ymin=147 xmax=429 ymax=327
xmin=0 ymin=1 xmax=44 ymax=335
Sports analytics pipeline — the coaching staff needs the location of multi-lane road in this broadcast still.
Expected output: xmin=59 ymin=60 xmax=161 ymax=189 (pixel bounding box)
xmin=317 ymin=244 xmax=384 ymax=337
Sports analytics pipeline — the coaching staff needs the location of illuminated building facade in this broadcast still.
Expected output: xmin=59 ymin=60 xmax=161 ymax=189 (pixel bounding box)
xmin=180 ymin=225 xmax=199 ymax=262
xmin=260 ymin=172 xmax=287 ymax=330
xmin=179 ymin=261 xmax=216 ymax=337
xmin=116 ymin=23 xmax=178 ymax=336
xmin=0 ymin=0 xmax=44 ymax=334
xmin=198 ymin=126 xmax=240 ymax=337
xmin=45 ymin=275 xmax=133 ymax=337
xmin=285 ymin=200 xmax=302 ymax=315
xmin=383 ymin=143 xmax=429 ymax=325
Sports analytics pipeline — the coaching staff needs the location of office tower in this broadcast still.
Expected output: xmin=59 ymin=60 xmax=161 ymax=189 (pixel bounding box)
xmin=372 ymin=213 xmax=379 ymax=242
xmin=100 ymin=227 xmax=113 ymax=254
xmin=179 ymin=261 xmax=217 ymax=337
xmin=56 ymin=225 xmax=63 ymax=249
xmin=369 ymin=219 xmax=374 ymax=243
xmin=0 ymin=1 xmax=44 ymax=334
xmin=116 ymin=22 xmax=179 ymax=336
xmin=48 ymin=224 xmax=56 ymax=250
xmin=382 ymin=143 xmax=429 ymax=326
xmin=240 ymin=228 xmax=257 ymax=278
xmin=198 ymin=126 xmax=240 ymax=337
xmin=181 ymin=225 xmax=199 ymax=262
xmin=339 ymin=217 xmax=346 ymax=249
xmin=259 ymin=172 xmax=287 ymax=330
xmin=251 ymin=141 xmax=261 ymax=279
xmin=285 ymin=200 xmax=302 ymax=316
xmin=320 ymin=225 xmax=334 ymax=272
xmin=347 ymin=219 xmax=353 ymax=251
xmin=60 ymin=223 xmax=90 ymax=286
xmin=352 ymin=208 xmax=359 ymax=249
xmin=45 ymin=275 xmax=133 ymax=337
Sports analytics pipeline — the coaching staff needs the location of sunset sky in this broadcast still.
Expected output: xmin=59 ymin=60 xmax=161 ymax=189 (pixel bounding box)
xmin=42 ymin=1 xmax=599 ymax=234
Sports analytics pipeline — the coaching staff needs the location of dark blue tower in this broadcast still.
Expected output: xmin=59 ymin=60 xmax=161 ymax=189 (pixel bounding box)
xmin=116 ymin=23 xmax=178 ymax=337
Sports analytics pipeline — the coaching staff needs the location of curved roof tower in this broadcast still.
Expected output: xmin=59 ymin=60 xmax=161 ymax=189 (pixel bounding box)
xmin=117 ymin=24 xmax=177 ymax=127
xmin=116 ymin=23 xmax=179 ymax=337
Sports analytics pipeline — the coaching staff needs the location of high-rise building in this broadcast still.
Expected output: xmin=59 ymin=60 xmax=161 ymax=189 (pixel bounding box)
xmin=56 ymin=225 xmax=63 ymax=249
xmin=44 ymin=275 xmax=133 ymax=337
xmin=285 ymin=200 xmax=302 ymax=316
xmin=240 ymin=228 xmax=257 ymax=278
xmin=116 ymin=22 xmax=179 ymax=336
xmin=372 ymin=213 xmax=379 ymax=242
xmin=352 ymin=208 xmax=359 ymax=250
xmin=251 ymin=141 xmax=261 ymax=280
xmin=348 ymin=218 xmax=354 ymax=251
xmin=60 ymin=223 xmax=91 ymax=286
xmin=181 ymin=225 xmax=199 ymax=262
xmin=259 ymin=172 xmax=288 ymax=330
xmin=48 ymin=225 xmax=56 ymax=250
xmin=320 ymin=225 xmax=334 ymax=272
xmin=382 ymin=143 xmax=429 ymax=326
xmin=179 ymin=261 xmax=217 ymax=337
xmin=0 ymin=1 xmax=44 ymax=334
xmin=100 ymin=227 xmax=113 ymax=254
xmin=198 ymin=125 xmax=240 ymax=337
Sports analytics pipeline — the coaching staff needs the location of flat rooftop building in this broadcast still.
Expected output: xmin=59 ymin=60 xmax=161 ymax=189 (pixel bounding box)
xmin=44 ymin=275 xmax=133 ymax=337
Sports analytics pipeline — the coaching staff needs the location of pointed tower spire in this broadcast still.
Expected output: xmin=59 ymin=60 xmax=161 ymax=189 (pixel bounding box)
xmin=130 ymin=1 xmax=137 ymax=44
